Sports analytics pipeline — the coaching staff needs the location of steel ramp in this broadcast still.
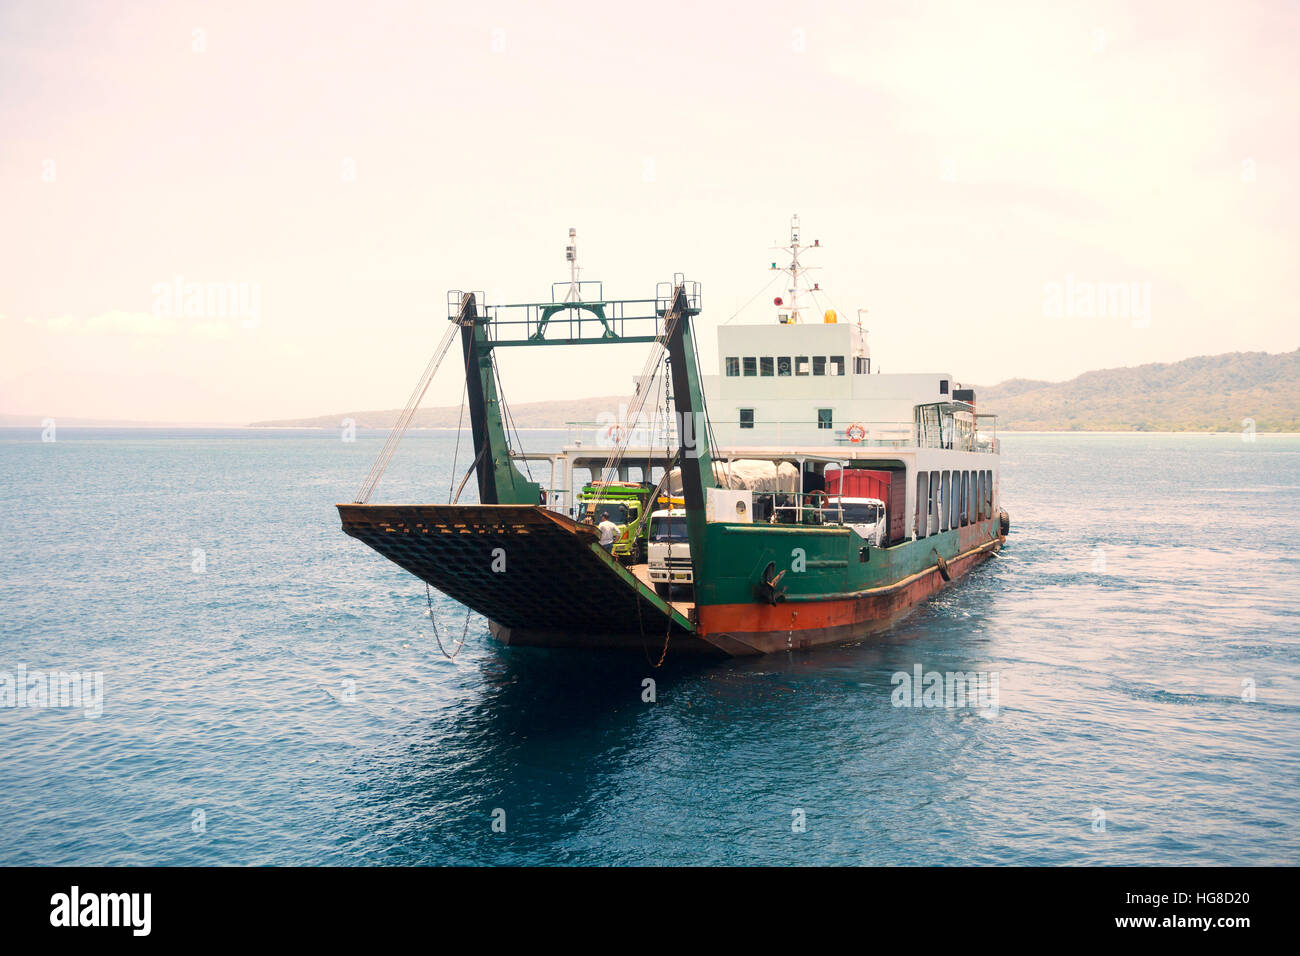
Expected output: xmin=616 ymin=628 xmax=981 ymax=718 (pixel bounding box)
xmin=336 ymin=504 xmax=712 ymax=652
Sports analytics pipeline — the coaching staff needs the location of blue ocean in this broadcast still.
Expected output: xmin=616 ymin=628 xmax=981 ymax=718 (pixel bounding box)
xmin=1 ymin=429 xmax=1297 ymax=865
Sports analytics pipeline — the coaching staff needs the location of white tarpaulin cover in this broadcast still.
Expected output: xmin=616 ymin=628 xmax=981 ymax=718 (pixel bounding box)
xmin=667 ymin=460 xmax=799 ymax=495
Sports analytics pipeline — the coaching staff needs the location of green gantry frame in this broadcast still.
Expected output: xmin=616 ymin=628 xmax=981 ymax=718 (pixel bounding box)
xmin=447 ymin=281 xmax=713 ymax=529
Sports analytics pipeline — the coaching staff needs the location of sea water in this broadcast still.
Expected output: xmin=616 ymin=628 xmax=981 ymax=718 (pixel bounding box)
xmin=0 ymin=429 xmax=1296 ymax=865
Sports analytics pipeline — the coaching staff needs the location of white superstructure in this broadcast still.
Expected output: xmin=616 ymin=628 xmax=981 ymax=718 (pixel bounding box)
xmin=517 ymin=217 xmax=1000 ymax=542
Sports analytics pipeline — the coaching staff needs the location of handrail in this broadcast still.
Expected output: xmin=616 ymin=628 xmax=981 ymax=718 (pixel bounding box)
xmin=560 ymin=418 xmax=1001 ymax=453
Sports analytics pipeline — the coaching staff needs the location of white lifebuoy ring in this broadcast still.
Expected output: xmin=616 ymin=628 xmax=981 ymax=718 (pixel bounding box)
xmin=846 ymin=423 xmax=867 ymax=443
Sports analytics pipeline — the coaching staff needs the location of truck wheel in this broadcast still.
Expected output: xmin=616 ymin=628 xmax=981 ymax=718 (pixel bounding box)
xmin=654 ymin=582 xmax=671 ymax=599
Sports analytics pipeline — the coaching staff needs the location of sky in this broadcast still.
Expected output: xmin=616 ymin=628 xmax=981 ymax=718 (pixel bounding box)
xmin=2 ymin=0 xmax=1297 ymax=423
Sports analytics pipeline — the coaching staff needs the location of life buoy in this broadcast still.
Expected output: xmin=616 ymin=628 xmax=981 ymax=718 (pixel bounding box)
xmin=846 ymin=423 xmax=867 ymax=443
xmin=603 ymin=423 xmax=628 ymax=444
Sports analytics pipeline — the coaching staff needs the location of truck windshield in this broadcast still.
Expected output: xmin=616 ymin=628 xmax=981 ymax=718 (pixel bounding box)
xmin=588 ymin=502 xmax=632 ymax=524
xmin=840 ymin=503 xmax=883 ymax=524
xmin=650 ymin=517 xmax=688 ymax=542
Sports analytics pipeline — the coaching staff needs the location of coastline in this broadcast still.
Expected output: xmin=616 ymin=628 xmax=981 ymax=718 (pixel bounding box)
xmin=2 ymin=424 xmax=1296 ymax=437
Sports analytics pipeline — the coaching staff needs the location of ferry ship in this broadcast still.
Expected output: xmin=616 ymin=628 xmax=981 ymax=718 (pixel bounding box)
xmin=337 ymin=219 xmax=1009 ymax=656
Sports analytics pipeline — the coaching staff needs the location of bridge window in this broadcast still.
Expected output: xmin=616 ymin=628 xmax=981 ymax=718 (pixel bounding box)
xmin=795 ymin=356 xmax=810 ymax=376
xmin=813 ymin=356 xmax=827 ymax=376
xmin=760 ymin=356 xmax=774 ymax=376
xmin=777 ymin=356 xmax=792 ymax=376
xmin=940 ymin=378 xmax=949 ymax=395
xmin=725 ymin=357 xmax=740 ymax=376
xmin=743 ymin=357 xmax=757 ymax=376
xmin=854 ymin=356 xmax=870 ymax=374
xmin=829 ymin=355 xmax=845 ymax=376
xmin=739 ymin=408 xmax=754 ymax=429
xmin=816 ymin=408 xmax=833 ymax=430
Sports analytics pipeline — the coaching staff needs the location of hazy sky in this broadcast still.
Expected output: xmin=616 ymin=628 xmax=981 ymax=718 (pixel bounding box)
xmin=2 ymin=0 xmax=1297 ymax=423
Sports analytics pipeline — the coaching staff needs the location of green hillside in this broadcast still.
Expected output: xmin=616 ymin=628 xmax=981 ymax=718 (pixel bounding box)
xmin=249 ymin=349 xmax=1300 ymax=433
xmin=982 ymin=349 xmax=1300 ymax=432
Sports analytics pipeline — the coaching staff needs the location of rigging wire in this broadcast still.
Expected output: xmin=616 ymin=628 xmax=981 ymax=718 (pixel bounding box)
xmin=687 ymin=312 xmax=731 ymax=486
xmin=448 ymin=373 xmax=468 ymax=503
xmin=492 ymin=354 xmax=533 ymax=483
xmin=355 ymin=321 xmax=460 ymax=504
xmin=808 ymin=286 xmax=857 ymax=330
xmin=451 ymin=444 xmax=488 ymax=504
xmin=581 ymin=291 xmax=690 ymax=520
xmin=721 ymin=273 xmax=781 ymax=325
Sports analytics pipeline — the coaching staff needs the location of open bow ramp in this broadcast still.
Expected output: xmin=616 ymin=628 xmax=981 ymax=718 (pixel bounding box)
xmin=336 ymin=503 xmax=717 ymax=654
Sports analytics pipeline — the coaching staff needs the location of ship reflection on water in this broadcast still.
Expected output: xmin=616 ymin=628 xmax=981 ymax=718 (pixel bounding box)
xmin=350 ymin=599 xmax=1013 ymax=865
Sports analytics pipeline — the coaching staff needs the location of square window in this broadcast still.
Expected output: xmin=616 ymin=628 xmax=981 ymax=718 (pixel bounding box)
xmin=777 ymin=356 xmax=792 ymax=376
xmin=725 ymin=357 xmax=740 ymax=376
xmin=829 ymin=356 xmax=845 ymax=376
xmin=817 ymin=408 xmax=833 ymax=429
xmin=760 ymin=357 xmax=774 ymax=376
xmin=795 ymin=356 xmax=810 ymax=376
xmin=743 ymin=357 xmax=757 ymax=376
xmin=813 ymin=356 xmax=827 ymax=376
xmin=739 ymin=408 xmax=754 ymax=429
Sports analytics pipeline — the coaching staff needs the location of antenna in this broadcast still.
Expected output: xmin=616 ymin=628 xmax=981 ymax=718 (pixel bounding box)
xmin=856 ymin=309 xmax=872 ymax=374
xmin=564 ymin=227 xmax=581 ymax=302
xmin=770 ymin=213 xmax=820 ymax=323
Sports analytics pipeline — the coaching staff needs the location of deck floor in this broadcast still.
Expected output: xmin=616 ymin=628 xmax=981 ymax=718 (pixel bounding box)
xmin=628 ymin=562 xmax=695 ymax=617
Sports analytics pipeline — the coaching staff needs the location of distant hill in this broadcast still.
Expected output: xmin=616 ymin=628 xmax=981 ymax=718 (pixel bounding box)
xmin=250 ymin=349 xmax=1300 ymax=433
xmin=249 ymin=395 xmax=630 ymax=430
xmin=980 ymin=348 xmax=1300 ymax=432
xmin=0 ymin=413 xmax=238 ymax=427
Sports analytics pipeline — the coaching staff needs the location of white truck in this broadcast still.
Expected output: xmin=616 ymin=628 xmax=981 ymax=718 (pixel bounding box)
xmin=646 ymin=508 xmax=691 ymax=598
xmin=838 ymin=496 xmax=887 ymax=545
xmin=648 ymin=460 xmax=800 ymax=598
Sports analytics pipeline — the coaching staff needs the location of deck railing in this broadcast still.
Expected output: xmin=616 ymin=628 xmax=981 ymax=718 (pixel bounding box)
xmin=559 ymin=419 xmax=1000 ymax=453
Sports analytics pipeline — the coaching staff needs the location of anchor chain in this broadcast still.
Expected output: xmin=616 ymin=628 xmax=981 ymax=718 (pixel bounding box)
xmin=426 ymin=581 xmax=471 ymax=659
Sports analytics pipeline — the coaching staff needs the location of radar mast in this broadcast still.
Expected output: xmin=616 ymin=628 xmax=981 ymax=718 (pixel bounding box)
xmin=770 ymin=213 xmax=820 ymax=324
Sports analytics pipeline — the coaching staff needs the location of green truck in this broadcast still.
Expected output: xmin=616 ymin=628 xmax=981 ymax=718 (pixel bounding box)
xmin=577 ymin=481 xmax=654 ymax=563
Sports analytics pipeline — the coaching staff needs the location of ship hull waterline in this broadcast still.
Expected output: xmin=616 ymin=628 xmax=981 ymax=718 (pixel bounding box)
xmin=337 ymin=502 xmax=1002 ymax=658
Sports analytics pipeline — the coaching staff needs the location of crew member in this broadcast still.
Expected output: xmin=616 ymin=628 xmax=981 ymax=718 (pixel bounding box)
xmin=597 ymin=512 xmax=619 ymax=552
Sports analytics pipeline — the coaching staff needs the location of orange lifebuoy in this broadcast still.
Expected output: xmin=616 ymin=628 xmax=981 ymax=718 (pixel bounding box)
xmin=846 ymin=423 xmax=867 ymax=443
xmin=604 ymin=423 xmax=628 ymax=444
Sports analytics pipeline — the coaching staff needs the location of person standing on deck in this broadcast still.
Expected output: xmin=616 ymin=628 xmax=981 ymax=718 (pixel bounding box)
xmin=597 ymin=512 xmax=619 ymax=552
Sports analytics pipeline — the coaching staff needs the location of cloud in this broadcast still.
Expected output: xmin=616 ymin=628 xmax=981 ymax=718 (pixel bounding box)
xmin=85 ymin=311 xmax=180 ymax=335
xmin=22 ymin=310 xmax=238 ymax=337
